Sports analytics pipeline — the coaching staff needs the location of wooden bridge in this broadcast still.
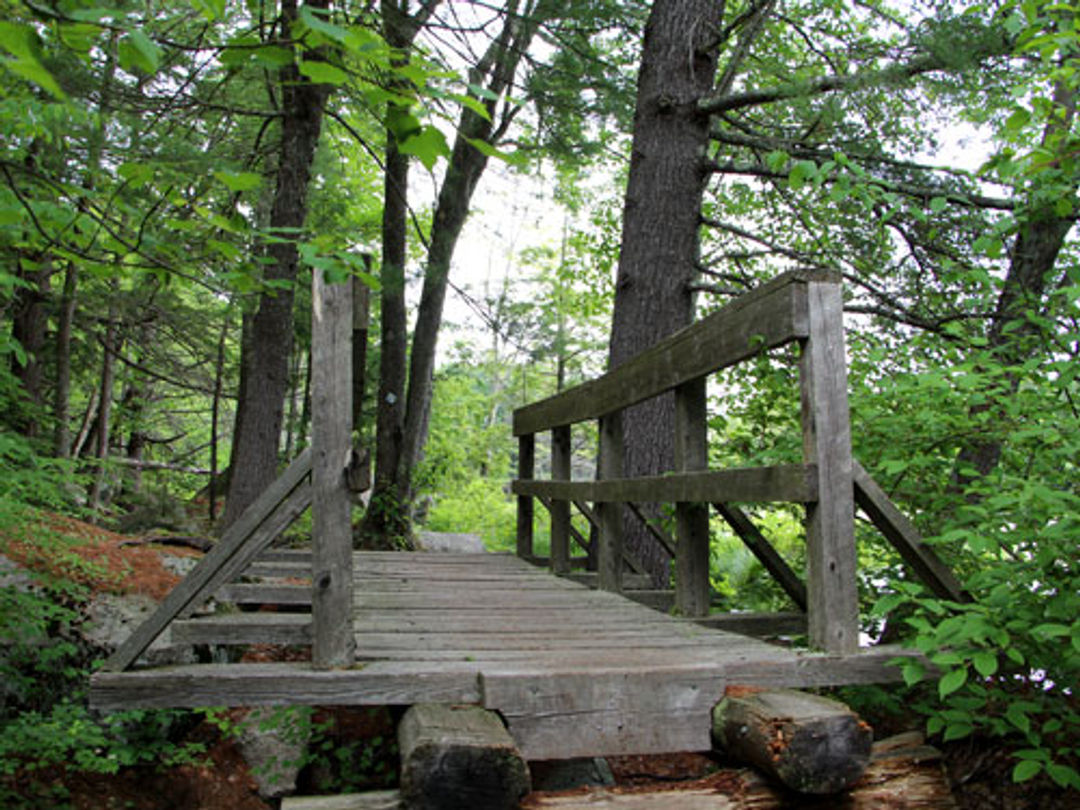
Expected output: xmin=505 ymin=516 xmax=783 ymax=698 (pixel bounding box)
xmin=89 ymin=270 xmax=963 ymax=760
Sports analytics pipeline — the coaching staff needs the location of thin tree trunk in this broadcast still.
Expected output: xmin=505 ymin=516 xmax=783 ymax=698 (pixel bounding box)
xmin=89 ymin=289 xmax=120 ymax=514
xmin=607 ymin=0 xmax=724 ymax=586
xmin=53 ymin=263 xmax=78 ymax=458
xmin=10 ymin=260 xmax=53 ymax=437
xmin=209 ymin=304 xmax=231 ymax=523
xmin=223 ymin=0 xmax=332 ymax=527
xmin=72 ymin=387 xmax=100 ymax=460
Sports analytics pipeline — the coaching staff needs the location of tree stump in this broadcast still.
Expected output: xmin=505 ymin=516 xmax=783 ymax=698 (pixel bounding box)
xmin=712 ymin=687 xmax=872 ymax=794
xmin=399 ymin=703 xmax=531 ymax=810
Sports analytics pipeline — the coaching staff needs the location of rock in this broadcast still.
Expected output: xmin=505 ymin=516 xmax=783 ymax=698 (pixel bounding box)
xmin=83 ymin=592 xmax=196 ymax=666
xmin=414 ymin=532 xmax=486 ymax=554
xmin=237 ymin=707 xmax=312 ymax=799
xmin=530 ymin=758 xmax=616 ymax=791
xmin=0 ymin=553 xmax=35 ymax=591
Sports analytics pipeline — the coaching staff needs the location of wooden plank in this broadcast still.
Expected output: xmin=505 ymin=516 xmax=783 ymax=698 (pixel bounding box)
xmin=713 ymin=504 xmax=807 ymax=611
xmin=724 ymin=646 xmax=924 ymax=688
xmin=101 ymin=450 xmax=313 ymax=671
xmin=258 ymin=549 xmax=313 ymax=563
xmin=550 ymin=425 xmax=572 ymax=575
xmin=245 ymin=560 xmax=312 ymax=579
xmin=311 ymin=270 xmax=355 ymax=670
xmin=596 ymin=412 xmax=624 ymax=593
xmin=513 ymin=276 xmax=814 ymax=435
xmin=355 ymin=590 xmax=663 ymax=610
xmin=89 ymin=660 xmax=483 ymax=710
xmin=349 ymin=645 xmax=795 ymax=666
xmin=517 ymin=433 xmax=535 ymax=558
xmin=799 ymin=281 xmax=858 ymax=654
xmin=483 ymin=666 xmax=727 ymax=758
xmin=172 ymin=612 xmax=311 ymax=645
xmin=625 ymin=589 xmax=675 ymax=612
xmin=311 ymin=272 xmax=355 ymax=670
xmin=686 ymin=611 xmax=807 ymax=637
xmin=216 ymin=583 xmax=312 ymax=605
xmin=354 ymin=614 xmax=690 ymax=633
xmin=564 ymin=572 xmax=652 ymax=590
xmin=626 ymin=501 xmax=676 ymax=557
xmin=283 ymin=793 xmax=401 ymax=810
xmin=512 ymin=465 xmax=817 ymax=505
xmin=853 ymin=461 xmax=968 ymax=602
xmin=675 ymin=378 xmax=710 ymax=618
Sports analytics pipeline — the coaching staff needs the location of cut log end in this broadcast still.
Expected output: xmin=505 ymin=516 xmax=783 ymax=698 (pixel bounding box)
xmin=399 ymin=703 xmax=531 ymax=810
xmin=713 ymin=687 xmax=872 ymax=795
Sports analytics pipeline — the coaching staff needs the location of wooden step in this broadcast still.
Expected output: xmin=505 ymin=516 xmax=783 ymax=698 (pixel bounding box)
xmin=217 ymin=583 xmax=311 ymax=605
xmin=172 ymin=612 xmax=311 ymax=645
xmin=564 ymin=571 xmax=653 ymax=590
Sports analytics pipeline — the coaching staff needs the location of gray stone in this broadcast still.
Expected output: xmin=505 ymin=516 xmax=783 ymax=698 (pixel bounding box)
xmin=529 ymin=757 xmax=615 ymax=791
xmin=83 ymin=592 xmax=196 ymax=666
xmin=414 ymin=532 xmax=486 ymax=554
xmin=237 ymin=707 xmax=312 ymax=799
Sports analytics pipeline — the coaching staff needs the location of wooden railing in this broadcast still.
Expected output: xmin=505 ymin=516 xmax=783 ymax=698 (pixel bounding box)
xmin=512 ymin=270 xmax=861 ymax=654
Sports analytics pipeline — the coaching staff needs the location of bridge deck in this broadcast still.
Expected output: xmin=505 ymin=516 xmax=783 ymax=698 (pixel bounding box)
xmin=91 ymin=552 xmax=910 ymax=759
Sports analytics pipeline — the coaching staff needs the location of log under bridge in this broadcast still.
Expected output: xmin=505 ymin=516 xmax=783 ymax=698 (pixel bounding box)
xmin=89 ymin=270 xmax=964 ymax=761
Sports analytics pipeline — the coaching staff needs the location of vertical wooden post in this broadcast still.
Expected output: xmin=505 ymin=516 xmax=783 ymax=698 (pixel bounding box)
xmin=597 ymin=412 xmax=624 ymax=592
xmin=799 ymin=280 xmax=858 ymax=654
xmin=675 ymin=378 xmax=710 ymax=617
xmin=550 ymin=425 xmax=572 ymax=574
xmin=516 ymin=433 xmax=535 ymax=559
xmin=311 ymin=270 xmax=355 ymax=668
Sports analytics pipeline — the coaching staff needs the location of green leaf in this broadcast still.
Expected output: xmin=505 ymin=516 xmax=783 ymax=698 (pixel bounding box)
xmin=298 ymin=6 xmax=351 ymax=45
xmin=120 ymin=30 xmax=162 ymax=75
xmin=943 ymin=722 xmax=973 ymax=742
xmin=400 ymin=126 xmax=450 ymax=170
xmin=298 ymin=60 xmax=349 ymax=86
xmin=193 ymin=0 xmax=226 ymax=20
xmin=938 ymin=667 xmax=968 ymax=699
xmin=0 ymin=23 xmax=66 ymax=99
xmin=1032 ymin=623 xmax=1069 ymax=639
xmin=1012 ymin=759 xmax=1042 ymax=782
xmin=788 ymin=160 xmax=816 ymax=191
xmin=1045 ymin=763 xmax=1080 ymax=790
xmin=929 ymin=196 xmax=948 ymax=213
xmin=1005 ymin=702 xmax=1031 ymax=734
xmin=972 ymin=651 xmax=998 ymax=677
xmin=214 ymin=171 xmax=263 ymax=192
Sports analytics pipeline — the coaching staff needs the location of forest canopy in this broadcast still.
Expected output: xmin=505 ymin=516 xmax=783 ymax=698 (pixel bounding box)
xmin=0 ymin=0 xmax=1078 ymax=796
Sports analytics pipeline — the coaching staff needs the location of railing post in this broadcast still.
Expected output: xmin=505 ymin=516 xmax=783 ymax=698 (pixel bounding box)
xmin=550 ymin=425 xmax=572 ymax=574
xmin=516 ymin=434 xmax=535 ymax=559
xmin=596 ymin=412 xmax=624 ymax=592
xmin=799 ymin=279 xmax=858 ymax=654
xmin=675 ymin=378 xmax=710 ymax=617
xmin=311 ymin=269 xmax=355 ymax=668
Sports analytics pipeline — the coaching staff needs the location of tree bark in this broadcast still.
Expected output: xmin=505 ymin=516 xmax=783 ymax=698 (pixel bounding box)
xmin=9 ymin=259 xmax=53 ymax=437
xmin=606 ymin=0 xmax=723 ymax=585
xmin=53 ymin=263 xmax=78 ymax=458
xmin=88 ymin=288 xmax=120 ymax=514
xmin=224 ymin=0 xmax=332 ymax=528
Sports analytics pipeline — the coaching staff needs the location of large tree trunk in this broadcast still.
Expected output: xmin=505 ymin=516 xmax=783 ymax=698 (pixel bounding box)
xmin=224 ymin=0 xmax=331 ymax=528
xmin=9 ymin=259 xmax=53 ymax=437
xmin=607 ymin=0 xmax=723 ymax=585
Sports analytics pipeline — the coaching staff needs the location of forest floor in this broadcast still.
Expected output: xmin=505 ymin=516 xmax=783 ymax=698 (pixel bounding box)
xmin=1 ymin=510 xmax=1073 ymax=809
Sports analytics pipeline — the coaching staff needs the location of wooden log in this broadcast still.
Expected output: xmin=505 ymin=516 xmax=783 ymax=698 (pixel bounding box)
xmin=398 ymin=703 xmax=531 ymax=810
xmin=711 ymin=687 xmax=871 ymax=794
xmin=283 ymin=792 xmax=400 ymax=810
xmin=522 ymin=732 xmax=956 ymax=809
xmin=311 ymin=268 xmax=355 ymax=668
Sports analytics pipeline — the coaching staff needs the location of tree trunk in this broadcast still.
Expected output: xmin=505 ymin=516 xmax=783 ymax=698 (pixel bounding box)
xmin=88 ymin=289 xmax=120 ymax=514
xmin=224 ymin=0 xmax=332 ymax=528
xmin=209 ymin=304 xmax=230 ymax=523
xmin=53 ymin=263 xmax=78 ymax=458
xmin=606 ymin=0 xmax=723 ymax=585
xmin=10 ymin=259 xmax=53 ymax=437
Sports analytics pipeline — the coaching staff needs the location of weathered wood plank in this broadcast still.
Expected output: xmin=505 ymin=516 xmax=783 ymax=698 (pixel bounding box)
xmin=399 ymin=704 xmax=530 ymax=810
xmin=563 ymin=572 xmax=652 ymax=590
xmin=550 ymin=425 xmax=572 ymax=575
xmin=172 ymin=612 xmax=311 ymax=645
xmin=283 ymin=792 xmax=401 ymax=810
xmin=686 ymin=612 xmax=807 ymax=637
xmin=513 ymin=277 xmax=812 ymax=435
xmin=713 ymin=504 xmax=807 ymax=612
xmin=101 ymin=451 xmax=313 ymax=671
xmin=311 ymin=270 xmax=355 ymax=668
xmin=217 ymin=583 xmax=312 ymax=605
xmin=245 ymin=561 xmax=312 ymax=579
xmin=484 ymin=666 xmax=727 ymax=759
xmin=513 ymin=465 xmax=817 ymax=505
xmin=675 ymin=377 xmax=710 ymax=618
xmin=90 ymin=660 xmax=483 ymax=710
xmin=799 ymin=281 xmax=858 ymax=654
xmin=624 ymin=589 xmax=675 ymax=612
xmin=596 ymin=412 xmax=624 ymax=593
xmin=853 ymin=460 xmax=968 ymax=603
xmin=517 ymin=433 xmax=535 ymax=558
